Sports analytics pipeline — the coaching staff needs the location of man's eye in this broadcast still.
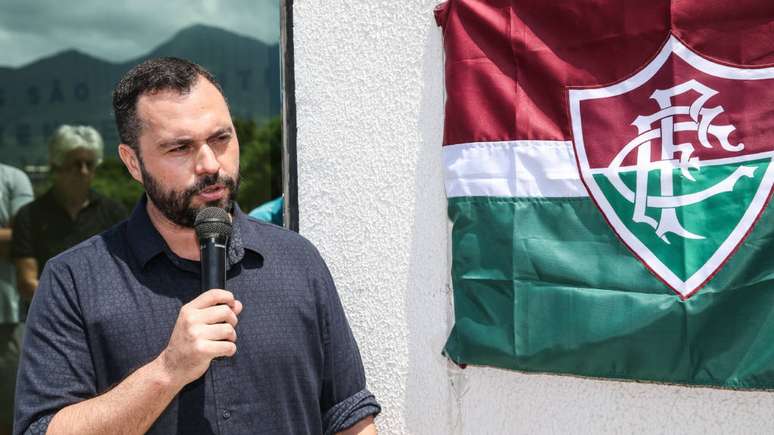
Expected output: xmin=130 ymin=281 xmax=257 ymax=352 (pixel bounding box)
xmin=215 ymin=134 xmax=231 ymax=144
xmin=169 ymin=145 xmax=190 ymax=153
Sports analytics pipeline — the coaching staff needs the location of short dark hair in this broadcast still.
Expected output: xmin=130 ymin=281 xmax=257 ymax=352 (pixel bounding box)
xmin=112 ymin=57 xmax=226 ymax=151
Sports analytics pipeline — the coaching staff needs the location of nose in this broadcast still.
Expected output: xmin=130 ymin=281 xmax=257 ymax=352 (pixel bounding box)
xmin=77 ymin=160 xmax=94 ymax=176
xmin=195 ymin=144 xmax=221 ymax=176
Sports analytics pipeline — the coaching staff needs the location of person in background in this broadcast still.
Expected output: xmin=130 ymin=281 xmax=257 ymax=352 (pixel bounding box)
xmin=0 ymin=163 xmax=33 ymax=435
xmin=12 ymin=125 xmax=127 ymax=306
xmin=248 ymin=195 xmax=283 ymax=225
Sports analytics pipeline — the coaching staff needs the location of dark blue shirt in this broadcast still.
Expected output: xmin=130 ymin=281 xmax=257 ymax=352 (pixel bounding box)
xmin=11 ymin=188 xmax=128 ymax=273
xmin=14 ymin=197 xmax=380 ymax=435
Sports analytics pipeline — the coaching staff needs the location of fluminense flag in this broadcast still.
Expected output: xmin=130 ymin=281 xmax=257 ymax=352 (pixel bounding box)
xmin=436 ymin=0 xmax=774 ymax=387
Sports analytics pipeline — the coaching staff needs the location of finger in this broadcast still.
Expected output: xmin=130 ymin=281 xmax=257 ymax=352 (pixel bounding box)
xmin=201 ymin=323 xmax=237 ymax=342
xmin=233 ymin=300 xmax=243 ymax=316
xmin=198 ymin=304 xmax=238 ymax=327
xmin=190 ymin=289 xmax=234 ymax=309
xmin=200 ymin=340 xmax=237 ymax=358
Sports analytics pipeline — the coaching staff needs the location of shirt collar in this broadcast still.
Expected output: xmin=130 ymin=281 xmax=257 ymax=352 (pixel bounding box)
xmin=126 ymin=195 xmax=261 ymax=269
xmin=126 ymin=196 xmax=167 ymax=268
xmin=230 ymin=202 xmax=262 ymax=257
xmin=42 ymin=188 xmax=102 ymax=210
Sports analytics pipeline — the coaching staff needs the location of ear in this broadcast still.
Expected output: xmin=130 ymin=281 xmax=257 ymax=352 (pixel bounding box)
xmin=118 ymin=144 xmax=143 ymax=184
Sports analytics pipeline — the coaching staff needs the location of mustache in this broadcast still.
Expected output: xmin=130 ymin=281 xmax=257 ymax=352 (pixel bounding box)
xmin=187 ymin=173 xmax=238 ymax=196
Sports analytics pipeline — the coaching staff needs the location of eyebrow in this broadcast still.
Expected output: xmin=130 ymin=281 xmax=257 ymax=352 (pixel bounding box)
xmin=158 ymin=138 xmax=195 ymax=150
xmin=157 ymin=127 xmax=234 ymax=150
xmin=207 ymin=127 xmax=233 ymax=142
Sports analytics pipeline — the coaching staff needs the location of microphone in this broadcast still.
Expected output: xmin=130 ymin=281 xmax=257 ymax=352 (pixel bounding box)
xmin=194 ymin=207 xmax=232 ymax=291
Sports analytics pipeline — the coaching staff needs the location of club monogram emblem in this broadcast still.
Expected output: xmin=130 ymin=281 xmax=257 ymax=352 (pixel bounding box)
xmin=569 ymin=35 xmax=774 ymax=298
xmin=609 ymin=79 xmax=751 ymax=244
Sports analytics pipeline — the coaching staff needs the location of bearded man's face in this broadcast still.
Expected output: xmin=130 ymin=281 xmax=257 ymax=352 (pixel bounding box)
xmin=127 ymin=77 xmax=241 ymax=227
xmin=141 ymin=161 xmax=239 ymax=227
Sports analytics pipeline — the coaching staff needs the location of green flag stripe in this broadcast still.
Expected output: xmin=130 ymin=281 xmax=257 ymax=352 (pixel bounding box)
xmin=445 ymin=196 xmax=774 ymax=387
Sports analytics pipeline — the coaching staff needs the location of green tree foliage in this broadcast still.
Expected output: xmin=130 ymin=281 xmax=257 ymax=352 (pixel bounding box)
xmin=92 ymin=158 xmax=145 ymax=211
xmin=88 ymin=116 xmax=282 ymax=213
xmin=235 ymin=116 xmax=282 ymax=212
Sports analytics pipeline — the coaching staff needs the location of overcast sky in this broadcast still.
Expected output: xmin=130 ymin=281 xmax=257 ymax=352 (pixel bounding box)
xmin=0 ymin=0 xmax=279 ymax=67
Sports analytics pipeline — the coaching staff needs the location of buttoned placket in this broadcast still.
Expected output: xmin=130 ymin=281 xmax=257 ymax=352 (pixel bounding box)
xmin=201 ymin=224 xmax=244 ymax=435
xmin=210 ymin=355 xmax=236 ymax=434
xmin=211 ymin=248 xmax=241 ymax=434
xmin=147 ymin=205 xmax=260 ymax=434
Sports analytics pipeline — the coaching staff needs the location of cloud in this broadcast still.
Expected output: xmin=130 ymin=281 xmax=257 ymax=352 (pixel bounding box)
xmin=0 ymin=0 xmax=279 ymax=67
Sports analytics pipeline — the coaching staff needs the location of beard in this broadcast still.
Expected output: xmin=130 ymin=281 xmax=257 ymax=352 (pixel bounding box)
xmin=140 ymin=161 xmax=240 ymax=228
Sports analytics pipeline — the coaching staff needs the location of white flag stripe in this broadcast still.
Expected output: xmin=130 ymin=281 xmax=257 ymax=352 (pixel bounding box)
xmin=443 ymin=140 xmax=588 ymax=198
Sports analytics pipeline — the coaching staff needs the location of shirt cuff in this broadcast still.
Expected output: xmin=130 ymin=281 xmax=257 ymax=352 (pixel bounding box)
xmin=22 ymin=414 xmax=53 ymax=435
xmin=322 ymin=388 xmax=381 ymax=435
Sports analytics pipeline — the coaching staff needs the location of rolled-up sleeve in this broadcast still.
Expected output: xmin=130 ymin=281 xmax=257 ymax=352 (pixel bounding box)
xmin=13 ymin=259 xmax=97 ymax=435
xmin=313 ymin=255 xmax=380 ymax=435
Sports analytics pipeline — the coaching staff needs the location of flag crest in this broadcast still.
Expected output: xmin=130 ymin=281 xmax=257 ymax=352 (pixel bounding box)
xmin=438 ymin=0 xmax=774 ymax=388
xmin=570 ymin=35 xmax=774 ymax=298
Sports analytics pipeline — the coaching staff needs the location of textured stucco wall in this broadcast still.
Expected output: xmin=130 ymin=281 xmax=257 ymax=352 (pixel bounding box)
xmin=293 ymin=1 xmax=452 ymax=433
xmin=292 ymin=1 xmax=774 ymax=434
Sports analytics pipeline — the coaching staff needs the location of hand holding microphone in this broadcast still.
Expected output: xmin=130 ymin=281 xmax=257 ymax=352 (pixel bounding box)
xmin=160 ymin=289 xmax=242 ymax=386
xmin=158 ymin=207 xmax=240 ymax=387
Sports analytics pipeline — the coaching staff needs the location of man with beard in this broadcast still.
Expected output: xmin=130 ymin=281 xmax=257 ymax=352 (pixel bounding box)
xmin=14 ymin=58 xmax=380 ymax=435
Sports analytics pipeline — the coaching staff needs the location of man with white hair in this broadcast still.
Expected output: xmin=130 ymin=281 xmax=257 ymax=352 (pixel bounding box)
xmin=12 ymin=125 xmax=127 ymax=305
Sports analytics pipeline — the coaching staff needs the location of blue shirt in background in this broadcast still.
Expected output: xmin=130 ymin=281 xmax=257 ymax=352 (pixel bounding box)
xmin=248 ymin=196 xmax=283 ymax=226
xmin=0 ymin=163 xmax=33 ymax=324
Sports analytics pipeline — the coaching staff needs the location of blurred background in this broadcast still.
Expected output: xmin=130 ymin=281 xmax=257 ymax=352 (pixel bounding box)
xmin=0 ymin=0 xmax=283 ymax=212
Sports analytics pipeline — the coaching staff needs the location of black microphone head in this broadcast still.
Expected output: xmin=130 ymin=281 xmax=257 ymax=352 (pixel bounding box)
xmin=194 ymin=207 xmax=232 ymax=240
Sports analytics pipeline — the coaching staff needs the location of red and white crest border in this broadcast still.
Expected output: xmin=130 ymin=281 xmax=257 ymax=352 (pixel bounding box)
xmin=568 ymin=34 xmax=774 ymax=299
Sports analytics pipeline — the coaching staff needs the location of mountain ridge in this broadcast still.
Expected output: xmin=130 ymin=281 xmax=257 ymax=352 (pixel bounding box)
xmin=1 ymin=24 xmax=273 ymax=69
xmin=0 ymin=24 xmax=280 ymax=167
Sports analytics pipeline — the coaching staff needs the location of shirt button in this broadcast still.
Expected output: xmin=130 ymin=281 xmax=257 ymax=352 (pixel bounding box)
xmin=222 ymin=410 xmax=231 ymax=420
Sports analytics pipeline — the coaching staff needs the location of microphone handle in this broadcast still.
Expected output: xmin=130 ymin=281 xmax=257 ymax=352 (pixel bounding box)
xmin=201 ymin=237 xmax=227 ymax=291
